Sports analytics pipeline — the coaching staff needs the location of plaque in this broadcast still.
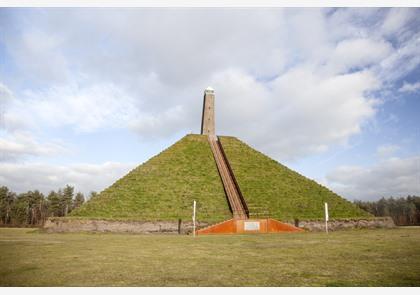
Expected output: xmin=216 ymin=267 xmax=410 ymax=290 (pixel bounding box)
xmin=244 ymin=221 xmax=260 ymax=231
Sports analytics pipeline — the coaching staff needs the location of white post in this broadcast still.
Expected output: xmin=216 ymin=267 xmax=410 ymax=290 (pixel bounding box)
xmin=193 ymin=200 xmax=196 ymax=237
xmin=324 ymin=202 xmax=329 ymax=234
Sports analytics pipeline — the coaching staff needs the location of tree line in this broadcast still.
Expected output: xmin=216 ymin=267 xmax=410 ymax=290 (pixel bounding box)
xmin=2 ymin=185 xmax=419 ymax=227
xmin=0 ymin=185 xmax=95 ymax=227
xmin=354 ymin=196 xmax=420 ymax=226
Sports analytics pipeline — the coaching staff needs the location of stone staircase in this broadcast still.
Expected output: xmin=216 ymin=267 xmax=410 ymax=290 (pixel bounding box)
xmin=208 ymin=135 xmax=248 ymax=220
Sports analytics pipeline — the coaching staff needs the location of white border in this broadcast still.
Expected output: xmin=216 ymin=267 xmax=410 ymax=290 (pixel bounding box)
xmin=0 ymin=1 xmax=419 ymax=8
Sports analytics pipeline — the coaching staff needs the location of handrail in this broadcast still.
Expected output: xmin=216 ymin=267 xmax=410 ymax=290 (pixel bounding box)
xmin=208 ymin=136 xmax=248 ymax=219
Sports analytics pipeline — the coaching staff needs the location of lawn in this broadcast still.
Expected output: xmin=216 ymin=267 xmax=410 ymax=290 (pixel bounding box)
xmin=0 ymin=227 xmax=419 ymax=286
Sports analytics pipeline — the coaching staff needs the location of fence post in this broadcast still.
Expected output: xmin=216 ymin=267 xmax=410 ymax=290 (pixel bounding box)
xmin=325 ymin=202 xmax=329 ymax=234
xmin=193 ymin=200 xmax=196 ymax=237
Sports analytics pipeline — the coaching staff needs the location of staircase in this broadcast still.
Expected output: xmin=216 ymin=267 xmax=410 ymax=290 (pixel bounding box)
xmin=208 ymin=135 xmax=248 ymax=220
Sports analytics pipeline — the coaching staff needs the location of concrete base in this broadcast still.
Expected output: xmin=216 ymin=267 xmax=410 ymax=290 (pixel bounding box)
xmin=196 ymin=218 xmax=303 ymax=235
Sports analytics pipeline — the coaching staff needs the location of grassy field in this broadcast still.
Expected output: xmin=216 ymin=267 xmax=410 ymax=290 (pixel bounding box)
xmin=220 ymin=136 xmax=370 ymax=220
xmin=1 ymin=227 xmax=419 ymax=286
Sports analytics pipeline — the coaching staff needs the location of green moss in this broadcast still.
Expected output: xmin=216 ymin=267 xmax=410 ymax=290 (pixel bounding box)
xmin=71 ymin=134 xmax=231 ymax=223
xmin=219 ymin=136 xmax=371 ymax=221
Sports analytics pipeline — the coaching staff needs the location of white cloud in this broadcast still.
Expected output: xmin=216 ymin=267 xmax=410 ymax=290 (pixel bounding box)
xmin=20 ymin=83 xmax=140 ymax=132
xmin=376 ymin=144 xmax=400 ymax=158
xmin=399 ymin=81 xmax=420 ymax=93
xmin=0 ymin=8 xmax=419 ymax=194
xmin=212 ymin=68 xmax=379 ymax=160
xmin=381 ymin=8 xmax=417 ymax=36
xmin=6 ymin=29 xmax=69 ymax=84
xmin=0 ymin=82 xmax=68 ymax=160
xmin=129 ymin=105 xmax=187 ymax=138
xmin=0 ymin=161 xmax=136 ymax=195
xmin=378 ymin=31 xmax=420 ymax=83
xmin=2 ymin=9 xmax=412 ymax=145
xmin=328 ymin=38 xmax=392 ymax=74
xmin=326 ymin=155 xmax=420 ymax=201
xmin=1 ymin=82 xmax=21 ymax=132
xmin=0 ymin=83 xmax=13 ymax=104
xmin=0 ymin=131 xmax=67 ymax=161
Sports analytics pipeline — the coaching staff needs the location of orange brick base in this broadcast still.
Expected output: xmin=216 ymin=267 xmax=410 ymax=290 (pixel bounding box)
xmin=196 ymin=218 xmax=303 ymax=235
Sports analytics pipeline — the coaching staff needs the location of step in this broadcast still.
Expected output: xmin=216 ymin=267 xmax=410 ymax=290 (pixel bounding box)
xmin=208 ymin=136 xmax=248 ymax=219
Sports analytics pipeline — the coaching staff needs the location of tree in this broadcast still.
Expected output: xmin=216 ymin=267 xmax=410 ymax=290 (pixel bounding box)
xmin=62 ymin=185 xmax=74 ymax=215
xmin=88 ymin=191 xmax=98 ymax=200
xmin=27 ymin=190 xmax=45 ymax=225
xmin=11 ymin=193 xmax=30 ymax=225
xmin=354 ymin=196 xmax=420 ymax=226
xmin=0 ymin=186 xmax=16 ymax=225
xmin=73 ymin=192 xmax=85 ymax=210
xmin=47 ymin=191 xmax=61 ymax=217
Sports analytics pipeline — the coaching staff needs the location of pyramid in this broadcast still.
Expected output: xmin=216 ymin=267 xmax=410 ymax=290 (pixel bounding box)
xmin=71 ymin=134 xmax=232 ymax=223
xmin=71 ymin=134 xmax=369 ymax=223
xmin=71 ymin=88 xmax=370 ymax=232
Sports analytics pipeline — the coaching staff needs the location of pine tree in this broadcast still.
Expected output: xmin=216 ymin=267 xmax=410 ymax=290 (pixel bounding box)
xmin=73 ymin=192 xmax=85 ymax=210
xmin=11 ymin=193 xmax=30 ymax=225
xmin=26 ymin=190 xmax=45 ymax=225
xmin=47 ymin=191 xmax=61 ymax=217
xmin=62 ymin=185 xmax=74 ymax=215
xmin=0 ymin=186 xmax=16 ymax=225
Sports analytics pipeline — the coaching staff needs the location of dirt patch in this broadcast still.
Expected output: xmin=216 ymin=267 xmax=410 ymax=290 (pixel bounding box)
xmin=296 ymin=217 xmax=395 ymax=232
xmin=44 ymin=218 xmax=209 ymax=234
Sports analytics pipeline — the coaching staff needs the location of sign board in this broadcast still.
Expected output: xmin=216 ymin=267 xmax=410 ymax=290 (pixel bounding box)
xmin=244 ymin=221 xmax=260 ymax=231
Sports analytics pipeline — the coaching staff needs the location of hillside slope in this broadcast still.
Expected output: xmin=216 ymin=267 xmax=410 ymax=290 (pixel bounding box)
xmin=71 ymin=135 xmax=232 ymax=222
xmin=219 ymin=136 xmax=371 ymax=221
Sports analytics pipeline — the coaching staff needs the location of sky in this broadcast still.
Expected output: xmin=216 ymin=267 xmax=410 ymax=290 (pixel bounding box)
xmin=0 ymin=7 xmax=419 ymax=201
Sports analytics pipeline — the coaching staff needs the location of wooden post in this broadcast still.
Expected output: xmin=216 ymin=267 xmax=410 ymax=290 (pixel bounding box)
xmin=325 ymin=202 xmax=329 ymax=234
xmin=193 ymin=200 xmax=196 ymax=237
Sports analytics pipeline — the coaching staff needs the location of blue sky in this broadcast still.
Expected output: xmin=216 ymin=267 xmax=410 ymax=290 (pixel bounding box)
xmin=0 ymin=7 xmax=419 ymax=201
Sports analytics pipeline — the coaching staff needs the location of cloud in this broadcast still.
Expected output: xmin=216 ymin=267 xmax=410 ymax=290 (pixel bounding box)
xmin=326 ymin=155 xmax=420 ymax=201
xmin=376 ymin=144 xmax=400 ymax=158
xmin=0 ymin=82 xmax=13 ymax=104
xmin=0 ymin=161 xmax=136 ymax=195
xmin=212 ymin=68 xmax=379 ymax=160
xmin=5 ymin=28 xmax=69 ymax=84
xmin=381 ymin=8 xmax=418 ymax=36
xmin=399 ymin=81 xmax=420 ymax=93
xmin=0 ymin=8 xmax=418 ymax=181
xmin=0 ymin=132 xmax=67 ymax=162
xmin=21 ymin=82 xmax=140 ymax=132
xmin=129 ymin=105 xmax=187 ymax=138
xmin=378 ymin=30 xmax=420 ymax=83
xmin=0 ymin=81 xmax=69 ymax=160
xmin=328 ymin=38 xmax=392 ymax=74
xmin=2 ymin=8 xmax=416 ymax=164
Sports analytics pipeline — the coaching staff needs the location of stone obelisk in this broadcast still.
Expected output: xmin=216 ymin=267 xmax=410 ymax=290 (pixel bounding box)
xmin=201 ymin=87 xmax=215 ymax=136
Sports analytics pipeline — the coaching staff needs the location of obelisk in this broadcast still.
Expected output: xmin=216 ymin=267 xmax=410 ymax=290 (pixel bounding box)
xmin=200 ymin=87 xmax=215 ymax=136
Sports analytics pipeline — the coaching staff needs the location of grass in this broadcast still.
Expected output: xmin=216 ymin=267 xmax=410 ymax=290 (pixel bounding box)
xmin=1 ymin=227 xmax=419 ymax=286
xmin=220 ymin=136 xmax=371 ymax=221
xmin=70 ymin=134 xmax=369 ymax=224
xmin=71 ymin=134 xmax=232 ymax=223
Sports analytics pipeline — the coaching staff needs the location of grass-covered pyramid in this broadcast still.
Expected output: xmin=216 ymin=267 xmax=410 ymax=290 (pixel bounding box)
xmin=219 ymin=136 xmax=370 ymax=220
xmin=71 ymin=135 xmax=232 ymax=223
xmin=71 ymin=134 xmax=370 ymax=223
